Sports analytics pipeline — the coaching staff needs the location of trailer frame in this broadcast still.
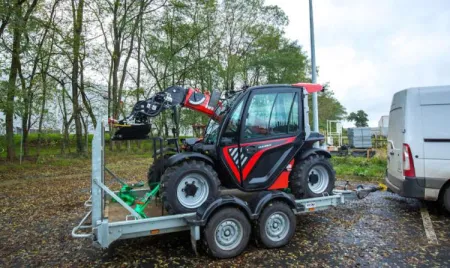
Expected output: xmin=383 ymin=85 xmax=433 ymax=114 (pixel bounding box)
xmin=72 ymin=124 xmax=372 ymax=256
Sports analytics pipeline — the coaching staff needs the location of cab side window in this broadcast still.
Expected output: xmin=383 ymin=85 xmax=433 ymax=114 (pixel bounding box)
xmin=244 ymin=92 xmax=299 ymax=139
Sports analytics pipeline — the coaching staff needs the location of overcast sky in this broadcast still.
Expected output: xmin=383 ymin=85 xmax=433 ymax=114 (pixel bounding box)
xmin=266 ymin=0 xmax=450 ymax=127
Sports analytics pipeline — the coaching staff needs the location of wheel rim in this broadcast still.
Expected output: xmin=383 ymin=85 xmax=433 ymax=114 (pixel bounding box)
xmin=214 ymin=219 xmax=243 ymax=250
xmin=176 ymin=173 xmax=209 ymax=209
xmin=265 ymin=212 xmax=290 ymax=242
xmin=308 ymin=165 xmax=330 ymax=194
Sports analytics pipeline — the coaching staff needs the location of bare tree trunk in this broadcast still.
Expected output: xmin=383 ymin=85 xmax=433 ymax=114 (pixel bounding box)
xmin=80 ymin=56 xmax=96 ymax=127
xmin=80 ymin=115 xmax=88 ymax=153
xmin=60 ymin=122 xmax=65 ymax=154
xmin=111 ymin=0 xmax=120 ymax=119
xmin=36 ymin=71 xmax=48 ymax=157
xmin=64 ymin=122 xmax=71 ymax=153
xmin=18 ymin=64 xmax=30 ymax=157
xmin=137 ymin=10 xmax=142 ymax=102
xmin=5 ymin=7 xmax=21 ymax=161
xmin=108 ymin=59 xmax=114 ymax=151
xmin=58 ymin=85 xmax=72 ymax=155
xmin=71 ymin=0 xmax=85 ymax=154
xmin=136 ymin=9 xmax=143 ymax=150
xmin=37 ymin=31 xmax=56 ymax=158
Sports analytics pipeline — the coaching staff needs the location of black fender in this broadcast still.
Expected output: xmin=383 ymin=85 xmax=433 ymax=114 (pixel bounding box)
xmin=249 ymin=191 xmax=297 ymax=218
xmin=298 ymin=148 xmax=331 ymax=160
xmin=166 ymin=152 xmax=214 ymax=167
xmin=152 ymin=147 xmax=178 ymax=158
xmin=190 ymin=195 xmax=253 ymax=226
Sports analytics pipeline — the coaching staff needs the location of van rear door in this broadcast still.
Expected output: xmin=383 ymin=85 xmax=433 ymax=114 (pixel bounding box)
xmin=420 ymin=87 xmax=450 ymax=188
xmin=387 ymin=91 xmax=406 ymax=189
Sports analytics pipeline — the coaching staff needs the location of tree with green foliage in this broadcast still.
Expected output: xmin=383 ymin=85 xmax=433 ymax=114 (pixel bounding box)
xmin=317 ymin=90 xmax=347 ymax=131
xmin=306 ymin=84 xmax=347 ymax=131
xmin=347 ymin=110 xmax=369 ymax=127
xmin=3 ymin=0 xmax=39 ymax=161
xmin=0 ymin=0 xmax=350 ymax=160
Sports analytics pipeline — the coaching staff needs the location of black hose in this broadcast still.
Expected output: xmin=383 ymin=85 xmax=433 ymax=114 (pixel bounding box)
xmin=138 ymin=96 xmax=165 ymax=117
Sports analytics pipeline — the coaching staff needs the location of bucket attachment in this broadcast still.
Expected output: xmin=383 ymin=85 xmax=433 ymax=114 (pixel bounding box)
xmin=111 ymin=123 xmax=151 ymax=140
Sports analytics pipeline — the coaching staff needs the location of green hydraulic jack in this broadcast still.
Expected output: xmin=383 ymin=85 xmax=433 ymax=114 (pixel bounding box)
xmin=106 ymin=167 xmax=160 ymax=218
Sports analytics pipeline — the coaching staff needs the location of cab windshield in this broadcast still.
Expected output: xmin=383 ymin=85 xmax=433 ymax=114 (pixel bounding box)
xmin=203 ymin=92 xmax=241 ymax=145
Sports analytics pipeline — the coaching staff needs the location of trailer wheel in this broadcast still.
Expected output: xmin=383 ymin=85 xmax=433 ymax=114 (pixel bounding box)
xmin=161 ymin=160 xmax=220 ymax=214
xmin=289 ymin=154 xmax=335 ymax=198
xmin=256 ymin=201 xmax=296 ymax=248
xmin=203 ymin=207 xmax=251 ymax=258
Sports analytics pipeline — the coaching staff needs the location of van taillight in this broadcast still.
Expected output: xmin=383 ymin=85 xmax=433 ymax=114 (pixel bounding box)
xmin=403 ymin=143 xmax=415 ymax=177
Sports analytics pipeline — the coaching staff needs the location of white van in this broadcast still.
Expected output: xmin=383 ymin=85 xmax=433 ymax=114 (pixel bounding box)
xmin=385 ymin=86 xmax=450 ymax=212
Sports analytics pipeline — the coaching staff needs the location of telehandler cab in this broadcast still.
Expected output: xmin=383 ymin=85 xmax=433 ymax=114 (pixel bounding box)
xmin=111 ymin=83 xmax=335 ymax=215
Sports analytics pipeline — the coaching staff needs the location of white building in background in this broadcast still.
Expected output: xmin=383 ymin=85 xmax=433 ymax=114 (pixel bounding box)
xmin=0 ymin=111 xmax=22 ymax=135
xmin=0 ymin=94 xmax=65 ymax=135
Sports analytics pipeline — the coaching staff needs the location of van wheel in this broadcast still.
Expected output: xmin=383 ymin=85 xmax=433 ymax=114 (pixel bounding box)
xmin=442 ymin=185 xmax=450 ymax=213
xmin=289 ymin=154 xmax=336 ymax=198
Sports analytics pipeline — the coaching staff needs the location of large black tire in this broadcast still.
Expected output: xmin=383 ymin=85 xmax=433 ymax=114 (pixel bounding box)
xmin=289 ymin=154 xmax=336 ymax=199
xmin=147 ymin=155 xmax=170 ymax=187
xmin=160 ymin=160 xmax=220 ymax=214
xmin=203 ymin=207 xmax=251 ymax=259
xmin=256 ymin=201 xmax=296 ymax=248
xmin=442 ymin=185 xmax=450 ymax=213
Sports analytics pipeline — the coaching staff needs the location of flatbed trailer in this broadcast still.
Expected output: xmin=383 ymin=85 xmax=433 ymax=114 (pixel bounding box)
xmin=72 ymin=125 xmax=382 ymax=258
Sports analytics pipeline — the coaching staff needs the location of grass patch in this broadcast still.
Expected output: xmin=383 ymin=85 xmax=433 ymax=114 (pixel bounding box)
xmin=331 ymin=155 xmax=387 ymax=182
xmin=1 ymin=134 xmax=388 ymax=184
xmin=0 ymin=133 xmax=194 ymax=159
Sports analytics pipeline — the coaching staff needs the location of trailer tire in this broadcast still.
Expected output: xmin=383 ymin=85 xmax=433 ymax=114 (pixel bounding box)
xmin=203 ymin=207 xmax=251 ymax=258
xmin=256 ymin=201 xmax=296 ymax=248
xmin=289 ymin=154 xmax=335 ymax=198
xmin=161 ymin=160 xmax=220 ymax=214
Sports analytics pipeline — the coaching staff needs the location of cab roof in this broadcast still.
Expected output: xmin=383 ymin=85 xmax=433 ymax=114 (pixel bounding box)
xmin=248 ymin=83 xmax=323 ymax=94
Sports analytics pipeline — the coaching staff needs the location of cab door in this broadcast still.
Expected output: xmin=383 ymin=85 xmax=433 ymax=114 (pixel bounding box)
xmin=218 ymin=97 xmax=246 ymax=187
xmin=238 ymin=87 xmax=303 ymax=191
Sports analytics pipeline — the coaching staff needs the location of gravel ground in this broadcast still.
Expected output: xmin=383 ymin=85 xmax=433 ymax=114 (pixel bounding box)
xmin=0 ymin=159 xmax=449 ymax=267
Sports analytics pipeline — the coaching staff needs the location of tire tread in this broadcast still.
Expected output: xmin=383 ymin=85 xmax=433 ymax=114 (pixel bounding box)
xmin=289 ymin=154 xmax=336 ymax=199
xmin=160 ymin=160 xmax=220 ymax=214
xmin=255 ymin=201 xmax=296 ymax=248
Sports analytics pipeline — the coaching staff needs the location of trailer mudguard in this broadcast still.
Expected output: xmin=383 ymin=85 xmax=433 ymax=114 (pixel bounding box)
xmin=249 ymin=191 xmax=297 ymax=218
xmin=166 ymin=152 xmax=214 ymax=167
xmin=192 ymin=195 xmax=253 ymax=226
xmin=299 ymin=148 xmax=331 ymax=160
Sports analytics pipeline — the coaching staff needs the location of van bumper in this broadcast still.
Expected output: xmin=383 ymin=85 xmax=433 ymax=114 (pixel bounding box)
xmin=385 ymin=172 xmax=439 ymax=201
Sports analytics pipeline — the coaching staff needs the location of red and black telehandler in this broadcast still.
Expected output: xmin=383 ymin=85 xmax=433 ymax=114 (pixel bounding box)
xmin=111 ymin=83 xmax=336 ymax=215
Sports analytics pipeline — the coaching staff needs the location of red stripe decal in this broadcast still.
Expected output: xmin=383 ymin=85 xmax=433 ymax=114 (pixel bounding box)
xmin=223 ymin=146 xmax=241 ymax=182
xmin=242 ymin=137 xmax=295 ymax=180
